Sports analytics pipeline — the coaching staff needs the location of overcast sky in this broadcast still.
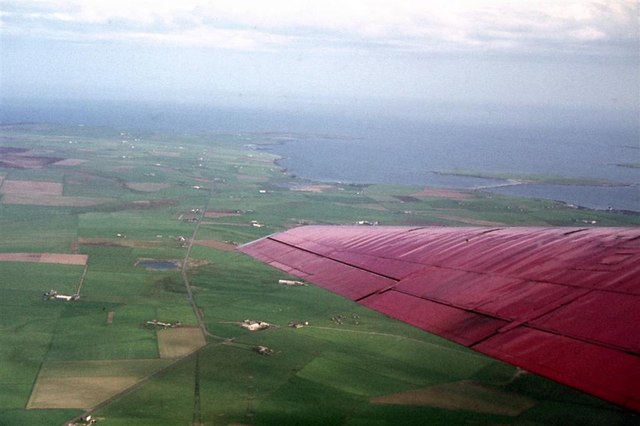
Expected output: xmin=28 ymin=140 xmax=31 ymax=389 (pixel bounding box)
xmin=1 ymin=1 xmax=638 ymax=115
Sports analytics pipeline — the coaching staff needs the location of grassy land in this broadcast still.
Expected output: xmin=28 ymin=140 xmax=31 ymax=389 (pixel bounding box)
xmin=0 ymin=123 xmax=638 ymax=425
xmin=434 ymin=170 xmax=630 ymax=186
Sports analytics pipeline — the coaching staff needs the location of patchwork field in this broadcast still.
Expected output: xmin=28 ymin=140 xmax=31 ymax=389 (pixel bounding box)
xmin=0 ymin=150 xmax=62 ymax=169
xmin=157 ymin=327 xmax=207 ymax=358
xmin=193 ymin=239 xmax=237 ymax=251
xmin=0 ymin=179 xmax=63 ymax=195
xmin=411 ymin=186 xmax=475 ymax=200
xmin=27 ymin=360 xmax=171 ymax=409
xmin=78 ymin=238 xmax=165 ymax=249
xmin=0 ymin=253 xmax=88 ymax=265
xmin=125 ymin=182 xmax=172 ymax=192
xmin=54 ymin=158 xmax=88 ymax=167
xmin=1 ymin=194 xmax=114 ymax=206
xmin=204 ymin=210 xmax=243 ymax=218
xmin=0 ymin=123 xmax=637 ymax=426
xmin=0 ymin=179 xmax=114 ymax=207
xmin=28 ymin=377 xmax=138 ymax=409
xmin=371 ymin=380 xmax=536 ymax=416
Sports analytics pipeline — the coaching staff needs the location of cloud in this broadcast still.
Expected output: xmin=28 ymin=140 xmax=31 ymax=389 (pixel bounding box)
xmin=1 ymin=0 xmax=637 ymax=55
xmin=102 ymin=27 xmax=291 ymax=51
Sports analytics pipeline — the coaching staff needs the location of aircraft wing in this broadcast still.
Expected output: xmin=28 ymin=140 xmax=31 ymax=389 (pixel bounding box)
xmin=239 ymin=226 xmax=640 ymax=411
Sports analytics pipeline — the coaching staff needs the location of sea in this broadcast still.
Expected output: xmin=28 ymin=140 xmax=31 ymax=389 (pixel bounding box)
xmin=1 ymin=97 xmax=638 ymax=212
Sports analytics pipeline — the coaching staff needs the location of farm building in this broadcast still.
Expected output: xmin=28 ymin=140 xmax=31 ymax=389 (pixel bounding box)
xmin=241 ymin=320 xmax=270 ymax=331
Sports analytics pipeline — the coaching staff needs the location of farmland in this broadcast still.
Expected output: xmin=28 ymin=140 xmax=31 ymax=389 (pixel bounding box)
xmin=0 ymin=123 xmax=638 ymax=425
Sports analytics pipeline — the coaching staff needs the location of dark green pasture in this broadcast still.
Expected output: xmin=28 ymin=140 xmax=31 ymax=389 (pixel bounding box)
xmin=0 ymin=124 xmax=637 ymax=426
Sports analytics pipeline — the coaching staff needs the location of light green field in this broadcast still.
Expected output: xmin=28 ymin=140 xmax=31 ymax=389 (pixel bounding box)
xmin=0 ymin=123 xmax=637 ymax=425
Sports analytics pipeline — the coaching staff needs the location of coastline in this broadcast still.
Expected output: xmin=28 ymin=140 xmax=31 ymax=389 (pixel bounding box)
xmin=2 ymin=96 xmax=638 ymax=213
xmin=267 ymin=143 xmax=639 ymax=214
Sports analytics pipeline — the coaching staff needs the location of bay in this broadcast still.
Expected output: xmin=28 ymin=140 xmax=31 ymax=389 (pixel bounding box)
xmin=1 ymin=97 xmax=638 ymax=211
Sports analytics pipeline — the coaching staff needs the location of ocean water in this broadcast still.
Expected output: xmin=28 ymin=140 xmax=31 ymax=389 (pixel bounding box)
xmin=271 ymin=123 xmax=640 ymax=211
xmin=1 ymin=98 xmax=638 ymax=211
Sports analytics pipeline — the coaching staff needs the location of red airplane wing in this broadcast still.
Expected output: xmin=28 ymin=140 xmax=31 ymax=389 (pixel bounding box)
xmin=239 ymin=226 xmax=640 ymax=411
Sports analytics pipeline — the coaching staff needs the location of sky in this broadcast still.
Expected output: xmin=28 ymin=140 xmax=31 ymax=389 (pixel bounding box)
xmin=0 ymin=1 xmax=638 ymax=118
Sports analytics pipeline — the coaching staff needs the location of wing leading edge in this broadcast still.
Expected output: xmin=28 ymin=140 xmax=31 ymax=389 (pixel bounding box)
xmin=239 ymin=226 xmax=640 ymax=411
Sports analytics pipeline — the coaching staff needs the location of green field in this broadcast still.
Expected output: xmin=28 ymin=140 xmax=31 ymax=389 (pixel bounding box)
xmin=0 ymin=123 xmax=638 ymax=425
